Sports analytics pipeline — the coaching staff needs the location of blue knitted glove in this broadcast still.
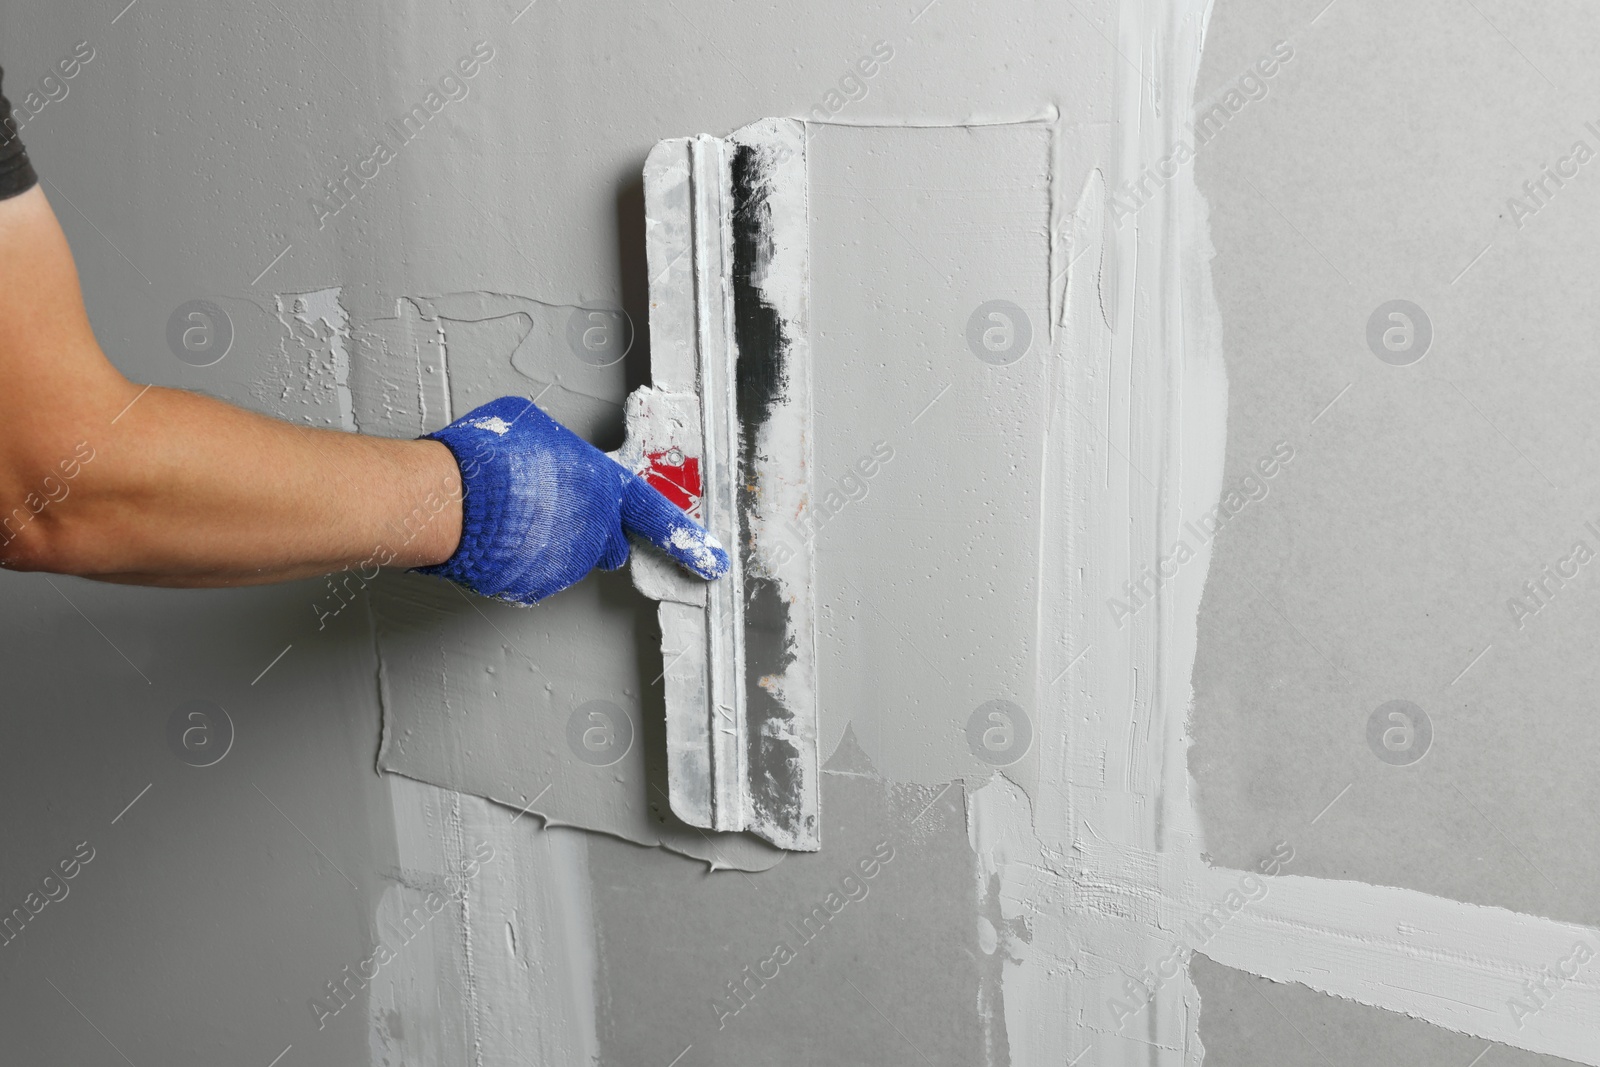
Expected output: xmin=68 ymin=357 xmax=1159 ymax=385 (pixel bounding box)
xmin=417 ymin=397 xmax=729 ymax=604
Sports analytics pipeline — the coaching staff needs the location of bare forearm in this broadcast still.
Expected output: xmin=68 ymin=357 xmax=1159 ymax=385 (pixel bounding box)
xmin=0 ymin=186 xmax=461 ymax=586
xmin=2 ymin=383 xmax=463 ymax=585
xmin=0 ymin=185 xmax=723 ymax=602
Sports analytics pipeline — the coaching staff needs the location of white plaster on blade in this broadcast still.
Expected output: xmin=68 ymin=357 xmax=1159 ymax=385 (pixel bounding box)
xmin=721 ymin=119 xmax=820 ymax=850
xmin=639 ymin=120 xmax=820 ymax=850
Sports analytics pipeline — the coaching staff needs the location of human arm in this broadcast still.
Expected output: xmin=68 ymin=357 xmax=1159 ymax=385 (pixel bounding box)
xmin=0 ymin=185 xmax=728 ymax=600
xmin=0 ymin=185 xmax=465 ymax=585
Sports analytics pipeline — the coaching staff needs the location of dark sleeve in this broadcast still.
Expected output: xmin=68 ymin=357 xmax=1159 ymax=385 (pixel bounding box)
xmin=0 ymin=64 xmax=40 ymax=200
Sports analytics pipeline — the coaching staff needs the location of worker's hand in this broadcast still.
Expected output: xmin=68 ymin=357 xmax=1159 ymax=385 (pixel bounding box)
xmin=416 ymin=396 xmax=729 ymax=605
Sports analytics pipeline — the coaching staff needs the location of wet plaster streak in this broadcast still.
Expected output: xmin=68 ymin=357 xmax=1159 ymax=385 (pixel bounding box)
xmin=371 ymin=776 xmax=602 ymax=1067
xmin=966 ymin=1 xmax=1600 ymax=1063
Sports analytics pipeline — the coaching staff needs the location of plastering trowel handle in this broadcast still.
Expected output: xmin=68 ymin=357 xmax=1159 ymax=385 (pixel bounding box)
xmin=609 ymin=387 xmax=716 ymax=607
xmin=416 ymin=395 xmax=724 ymax=604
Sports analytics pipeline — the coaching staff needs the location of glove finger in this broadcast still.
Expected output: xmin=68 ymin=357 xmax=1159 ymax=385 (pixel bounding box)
xmin=618 ymin=473 xmax=731 ymax=580
xmin=597 ymin=525 xmax=631 ymax=571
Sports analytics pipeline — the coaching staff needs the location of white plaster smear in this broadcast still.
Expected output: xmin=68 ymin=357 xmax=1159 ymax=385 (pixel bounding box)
xmin=373 ymin=775 xmax=601 ymax=1067
xmin=968 ymin=0 xmax=1600 ymax=1063
xmin=973 ymin=773 xmax=1600 ymax=1064
xmin=1199 ymin=870 xmax=1600 ymax=1060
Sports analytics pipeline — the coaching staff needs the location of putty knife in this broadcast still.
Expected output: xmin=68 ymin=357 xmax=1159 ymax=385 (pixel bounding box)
xmin=612 ymin=118 xmax=820 ymax=852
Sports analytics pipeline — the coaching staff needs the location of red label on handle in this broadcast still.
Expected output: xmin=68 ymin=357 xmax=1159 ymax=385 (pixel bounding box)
xmin=643 ymin=449 xmax=702 ymax=517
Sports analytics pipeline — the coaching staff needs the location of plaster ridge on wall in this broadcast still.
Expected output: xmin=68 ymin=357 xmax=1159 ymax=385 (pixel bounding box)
xmin=443 ymin=790 xmax=488 ymax=1067
xmin=376 ymin=778 xmax=604 ymax=1066
xmin=799 ymin=106 xmax=1060 ymax=129
xmin=1195 ymin=867 xmax=1600 ymax=1063
xmin=968 ymin=0 xmax=1226 ymax=1061
xmin=374 ymin=761 xmax=771 ymax=874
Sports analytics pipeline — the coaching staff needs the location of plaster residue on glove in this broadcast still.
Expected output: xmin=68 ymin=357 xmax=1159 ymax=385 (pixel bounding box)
xmin=419 ymin=395 xmax=729 ymax=603
xmin=668 ymin=524 xmax=728 ymax=578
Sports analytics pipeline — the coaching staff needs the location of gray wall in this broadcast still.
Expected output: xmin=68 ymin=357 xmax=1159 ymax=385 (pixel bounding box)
xmin=1190 ymin=0 xmax=1600 ymax=927
xmin=0 ymin=1 xmax=1080 ymax=1063
xmin=5 ymin=0 xmax=1599 ymax=1064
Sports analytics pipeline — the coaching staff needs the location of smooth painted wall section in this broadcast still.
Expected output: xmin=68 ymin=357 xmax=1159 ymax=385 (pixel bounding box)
xmin=1193 ymin=955 xmax=1581 ymax=1067
xmin=1188 ymin=0 xmax=1600 ymax=928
